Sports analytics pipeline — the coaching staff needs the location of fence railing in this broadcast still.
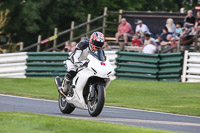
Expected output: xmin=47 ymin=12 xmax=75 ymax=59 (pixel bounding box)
xmin=19 ymin=7 xmax=108 ymax=52
xmin=162 ymin=29 xmax=200 ymax=53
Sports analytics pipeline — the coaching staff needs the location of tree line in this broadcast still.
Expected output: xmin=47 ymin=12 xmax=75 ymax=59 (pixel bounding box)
xmin=0 ymin=0 xmax=197 ymax=47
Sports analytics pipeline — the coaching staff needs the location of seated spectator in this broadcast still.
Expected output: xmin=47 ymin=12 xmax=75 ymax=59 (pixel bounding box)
xmin=155 ymin=35 xmax=163 ymax=46
xmin=131 ymin=35 xmax=143 ymax=46
xmin=181 ymin=22 xmax=193 ymax=42
xmin=180 ymin=22 xmax=194 ymax=51
xmin=142 ymin=40 xmax=156 ymax=54
xmin=175 ymin=23 xmax=182 ymax=37
xmin=161 ymin=34 xmax=172 ymax=46
xmin=160 ymin=27 xmax=171 ymax=42
xmin=144 ymin=33 xmax=155 ymax=46
xmin=185 ymin=10 xmax=196 ymax=27
xmin=194 ymin=11 xmax=200 ymax=32
xmin=170 ymin=37 xmax=178 ymax=47
xmin=165 ymin=18 xmax=176 ymax=34
xmin=135 ymin=20 xmax=150 ymax=41
xmin=115 ymin=18 xmax=134 ymax=45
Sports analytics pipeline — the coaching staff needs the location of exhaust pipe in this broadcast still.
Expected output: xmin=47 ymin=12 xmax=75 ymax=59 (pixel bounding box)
xmin=55 ymin=76 xmax=67 ymax=97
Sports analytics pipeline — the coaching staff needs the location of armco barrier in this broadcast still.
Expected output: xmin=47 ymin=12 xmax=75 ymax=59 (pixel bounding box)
xmin=115 ymin=51 xmax=183 ymax=81
xmin=26 ymin=51 xmax=117 ymax=78
xmin=182 ymin=51 xmax=200 ymax=82
xmin=116 ymin=52 xmax=159 ymax=81
xmin=26 ymin=52 xmax=69 ymax=77
xmin=158 ymin=52 xmax=183 ymax=81
xmin=0 ymin=52 xmax=28 ymax=78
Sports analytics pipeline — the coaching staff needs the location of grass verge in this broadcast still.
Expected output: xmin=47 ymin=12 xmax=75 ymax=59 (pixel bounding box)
xmin=0 ymin=112 xmax=174 ymax=133
xmin=0 ymin=78 xmax=200 ymax=116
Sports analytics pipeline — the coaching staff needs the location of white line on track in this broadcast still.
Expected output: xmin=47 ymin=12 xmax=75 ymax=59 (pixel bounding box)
xmin=0 ymin=93 xmax=200 ymax=119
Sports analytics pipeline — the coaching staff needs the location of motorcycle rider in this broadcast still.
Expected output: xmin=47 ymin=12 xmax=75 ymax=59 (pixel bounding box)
xmin=61 ymin=32 xmax=105 ymax=94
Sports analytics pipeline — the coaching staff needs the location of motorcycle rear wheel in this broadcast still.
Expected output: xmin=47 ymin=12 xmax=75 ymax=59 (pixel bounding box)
xmin=58 ymin=94 xmax=75 ymax=114
xmin=88 ymin=84 xmax=105 ymax=117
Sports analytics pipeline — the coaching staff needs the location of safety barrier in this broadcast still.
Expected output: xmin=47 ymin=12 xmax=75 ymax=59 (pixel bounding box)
xmin=26 ymin=52 xmax=69 ymax=77
xmin=0 ymin=52 xmax=28 ymax=78
xmin=0 ymin=51 xmax=184 ymax=81
xmin=26 ymin=51 xmax=117 ymax=78
xmin=182 ymin=51 xmax=200 ymax=82
xmin=115 ymin=51 xmax=183 ymax=81
xmin=116 ymin=52 xmax=159 ymax=81
xmin=158 ymin=52 xmax=183 ymax=81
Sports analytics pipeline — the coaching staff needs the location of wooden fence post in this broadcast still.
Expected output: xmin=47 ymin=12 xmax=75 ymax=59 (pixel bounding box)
xmin=70 ymin=21 xmax=75 ymax=41
xmin=102 ymin=7 xmax=107 ymax=35
xmin=177 ymin=38 xmax=180 ymax=52
xmin=53 ymin=28 xmax=58 ymax=48
xmin=37 ymin=35 xmax=41 ymax=52
xmin=118 ymin=9 xmax=123 ymax=24
xmin=86 ymin=14 xmax=91 ymax=37
xmin=20 ymin=42 xmax=24 ymax=51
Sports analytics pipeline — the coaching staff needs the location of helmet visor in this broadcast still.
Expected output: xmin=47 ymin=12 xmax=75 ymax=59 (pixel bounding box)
xmin=92 ymin=40 xmax=104 ymax=48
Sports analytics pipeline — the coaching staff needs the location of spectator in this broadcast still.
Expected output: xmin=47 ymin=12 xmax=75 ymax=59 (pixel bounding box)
xmin=165 ymin=18 xmax=176 ymax=34
xmin=144 ymin=33 xmax=155 ymax=46
xmin=131 ymin=34 xmax=143 ymax=46
xmin=181 ymin=22 xmax=193 ymax=42
xmin=115 ymin=18 xmax=134 ymax=45
xmin=70 ymin=42 xmax=77 ymax=52
xmin=135 ymin=20 xmax=150 ymax=41
xmin=142 ymin=40 xmax=156 ymax=54
xmin=175 ymin=23 xmax=182 ymax=37
xmin=155 ymin=35 xmax=163 ymax=46
xmin=52 ymin=48 xmax=58 ymax=52
xmin=103 ymin=41 xmax=111 ymax=50
xmin=194 ymin=11 xmax=200 ymax=32
xmin=160 ymin=27 xmax=170 ymax=42
xmin=185 ymin=10 xmax=196 ymax=27
xmin=161 ymin=34 xmax=172 ymax=46
xmin=63 ymin=41 xmax=70 ymax=52
xmin=170 ymin=37 xmax=178 ymax=47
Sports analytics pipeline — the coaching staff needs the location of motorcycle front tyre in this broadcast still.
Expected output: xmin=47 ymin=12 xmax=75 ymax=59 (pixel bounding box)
xmin=88 ymin=84 xmax=105 ymax=117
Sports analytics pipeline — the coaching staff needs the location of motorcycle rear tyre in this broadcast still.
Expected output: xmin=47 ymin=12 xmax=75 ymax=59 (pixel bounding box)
xmin=58 ymin=94 xmax=75 ymax=114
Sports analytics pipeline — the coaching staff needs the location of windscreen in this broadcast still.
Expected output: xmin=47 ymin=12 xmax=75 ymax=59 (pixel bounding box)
xmin=90 ymin=49 xmax=106 ymax=62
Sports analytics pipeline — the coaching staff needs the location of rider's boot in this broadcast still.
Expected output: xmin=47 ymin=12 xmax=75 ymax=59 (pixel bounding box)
xmin=61 ymin=73 xmax=71 ymax=94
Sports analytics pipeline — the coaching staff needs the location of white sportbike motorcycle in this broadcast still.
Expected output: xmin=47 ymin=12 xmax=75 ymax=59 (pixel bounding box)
xmin=55 ymin=49 xmax=114 ymax=117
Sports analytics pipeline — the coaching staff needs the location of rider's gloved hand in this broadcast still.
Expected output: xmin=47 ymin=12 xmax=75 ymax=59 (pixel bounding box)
xmin=74 ymin=62 xmax=84 ymax=67
xmin=83 ymin=62 xmax=88 ymax=67
xmin=63 ymin=61 xmax=67 ymax=68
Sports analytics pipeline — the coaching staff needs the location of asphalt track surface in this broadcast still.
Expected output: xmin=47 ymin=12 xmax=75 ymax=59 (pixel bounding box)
xmin=0 ymin=94 xmax=200 ymax=133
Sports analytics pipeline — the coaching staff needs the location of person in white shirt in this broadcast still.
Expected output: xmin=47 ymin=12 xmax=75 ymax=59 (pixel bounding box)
xmin=135 ymin=20 xmax=150 ymax=40
xmin=142 ymin=40 xmax=156 ymax=54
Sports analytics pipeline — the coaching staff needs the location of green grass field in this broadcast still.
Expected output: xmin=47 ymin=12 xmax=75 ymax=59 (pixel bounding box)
xmin=0 ymin=78 xmax=200 ymax=116
xmin=0 ymin=112 xmax=174 ymax=133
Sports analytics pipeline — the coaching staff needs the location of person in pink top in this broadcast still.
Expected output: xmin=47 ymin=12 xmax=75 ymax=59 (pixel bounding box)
xmin=115 ymin=18 xmax=134 ymax=45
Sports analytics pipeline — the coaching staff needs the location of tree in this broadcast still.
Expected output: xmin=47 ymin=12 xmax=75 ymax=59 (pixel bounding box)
xmin=0 ymin=0 xmax=198 ymax=48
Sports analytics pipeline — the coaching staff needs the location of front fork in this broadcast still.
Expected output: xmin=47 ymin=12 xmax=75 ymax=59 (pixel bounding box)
xmin=88 ymin=84 xmax=95 ymax=101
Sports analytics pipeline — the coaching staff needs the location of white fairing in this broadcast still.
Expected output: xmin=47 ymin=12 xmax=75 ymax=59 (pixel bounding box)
xmin=66 ymin=53 xmax=114 ymax=109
